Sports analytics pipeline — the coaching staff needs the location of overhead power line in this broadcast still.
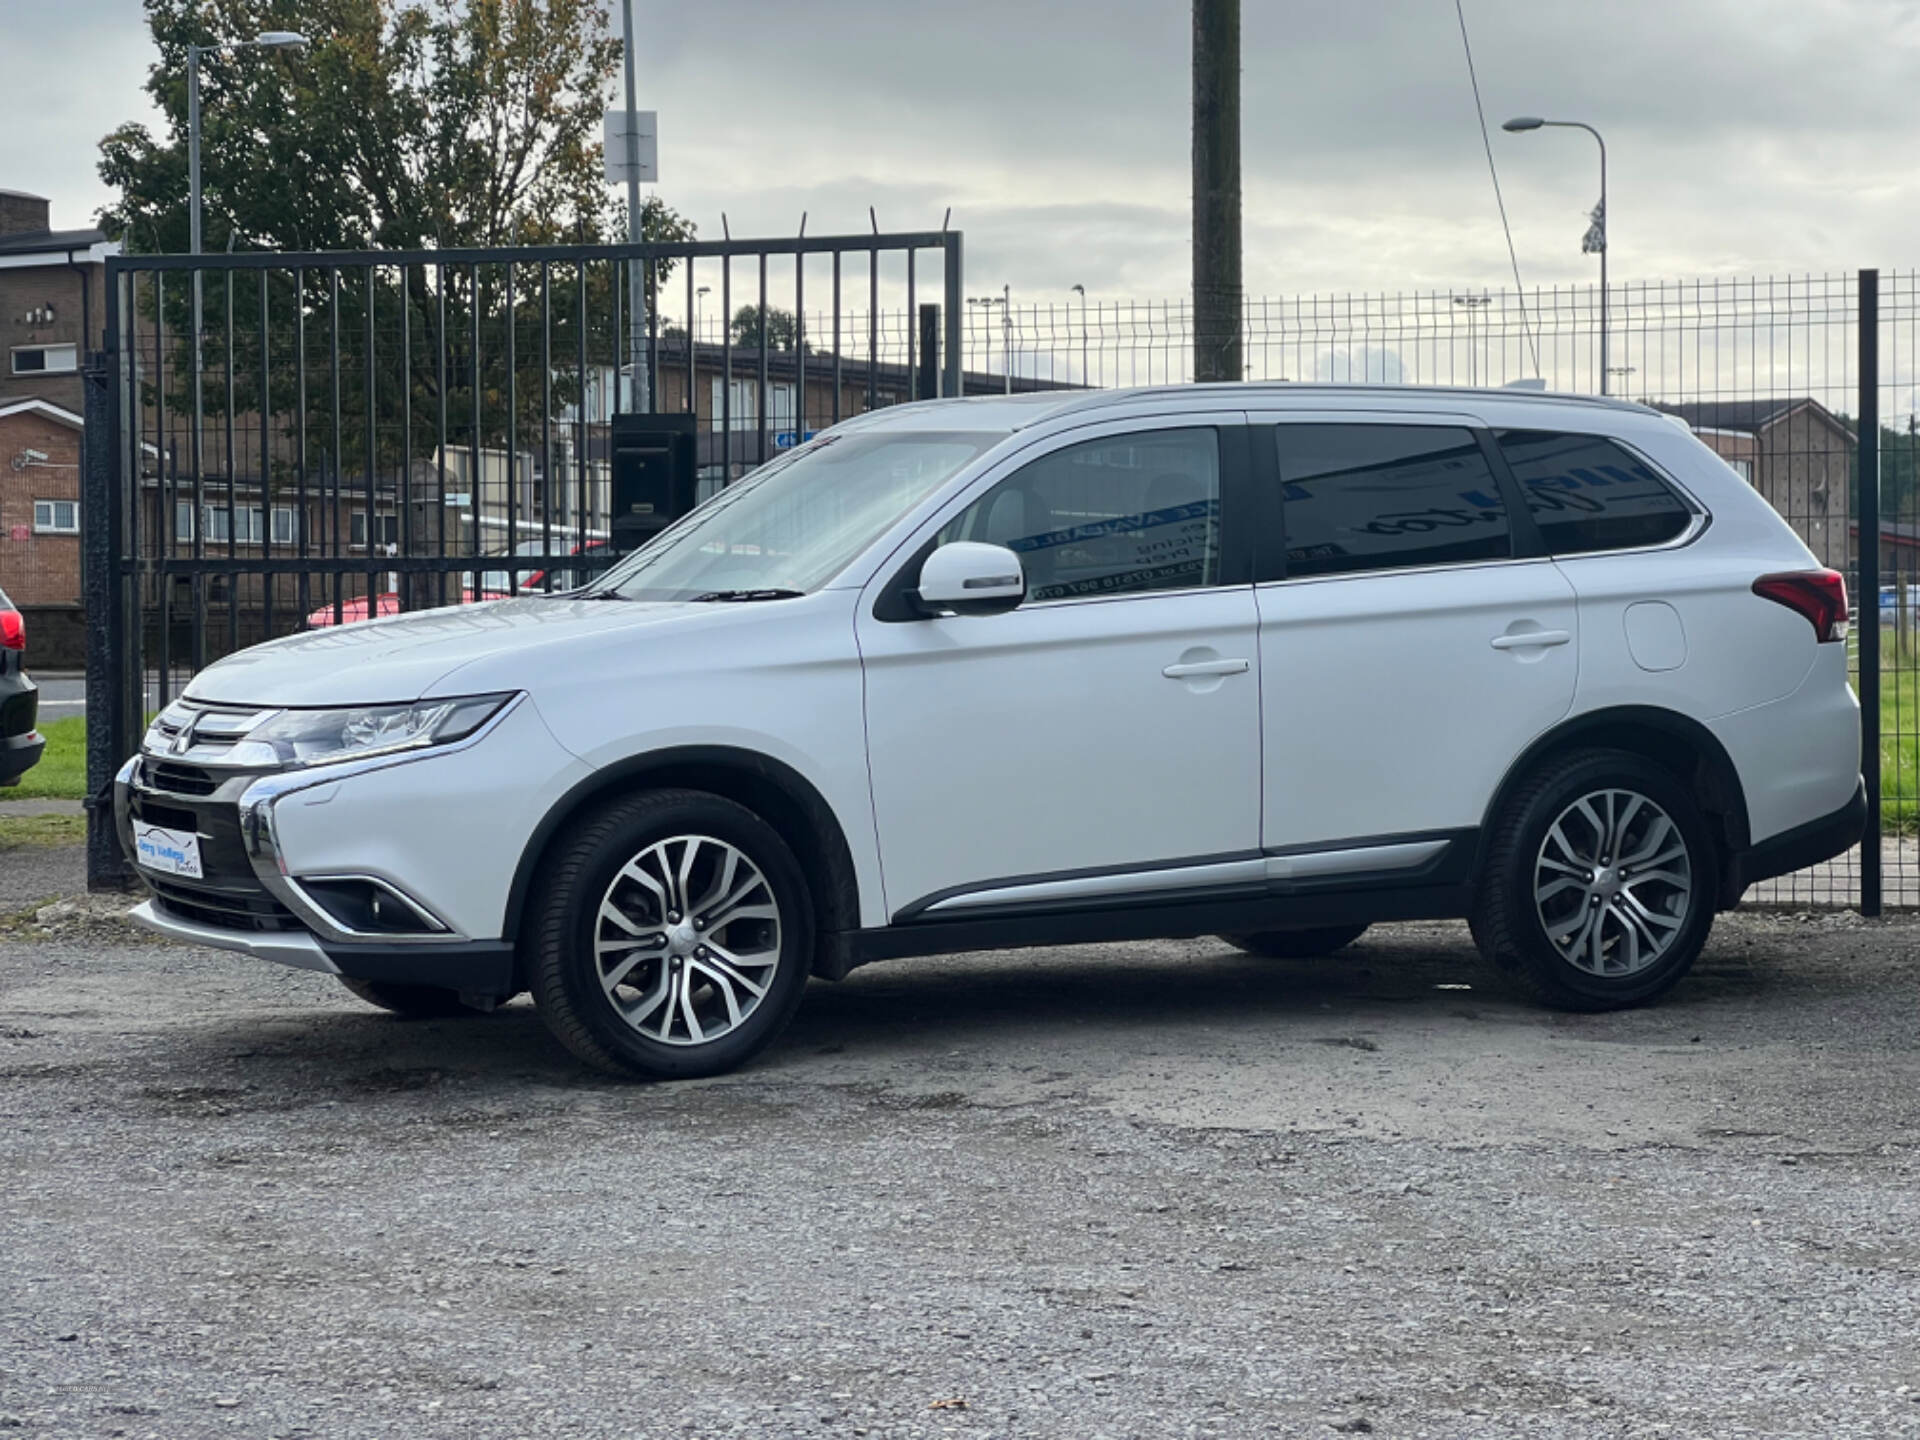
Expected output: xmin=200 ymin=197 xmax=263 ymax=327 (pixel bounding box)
xmin=1453 ymin=0 xmax=1540 ymax=378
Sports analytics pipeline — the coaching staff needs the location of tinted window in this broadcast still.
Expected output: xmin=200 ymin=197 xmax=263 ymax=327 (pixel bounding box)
xmin=943 ymin=428 xmax=1220 ymax=601
xmin=1275 ymin=425 xmax=1510 ymax=578
xmin=1497 ymin=430 xmax=1693 ymax=554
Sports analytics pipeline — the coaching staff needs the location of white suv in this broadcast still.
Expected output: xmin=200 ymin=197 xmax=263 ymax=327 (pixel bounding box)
xmin=116 ymin=385 xmax=1864 ymax=1078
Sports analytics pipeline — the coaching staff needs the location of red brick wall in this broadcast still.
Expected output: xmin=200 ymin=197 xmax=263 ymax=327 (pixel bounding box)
xmin=0 ymin=410 xmax=83 ymax=607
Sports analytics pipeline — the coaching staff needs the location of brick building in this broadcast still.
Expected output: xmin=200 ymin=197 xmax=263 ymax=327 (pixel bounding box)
xmin=0 ymin=190 xmax=112 ymax=415
xmin=0 ymin=190 xmax=114 ymax=659
xmin=1653 ymin=399 xmax=1855 ymax=572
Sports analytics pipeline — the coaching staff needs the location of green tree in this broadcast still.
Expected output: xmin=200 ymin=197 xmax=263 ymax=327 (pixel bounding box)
xmin=729 ymin=303 xmax=804 ymax=352
xmin=98 ymin=0 xmax=692 ymax=253
xmin=99 ymin=0 xmax=697 ymax=479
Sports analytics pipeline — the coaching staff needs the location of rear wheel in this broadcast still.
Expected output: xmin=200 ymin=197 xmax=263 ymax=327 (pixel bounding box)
xmin=1472 ymin=748 xmax=1716 ymax=1011
xmin=335 ymin=977 xmax=481 ymax=1018
xmin=526 ymin=788 xmax=814 ymax=1080
xmin=1220 ymin=923 xmax=1369 ymax=959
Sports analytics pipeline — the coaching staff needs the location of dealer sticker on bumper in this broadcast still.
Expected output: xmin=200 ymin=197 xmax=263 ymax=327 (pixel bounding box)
xmin=134 ymin=823 xmax=204 ymax=880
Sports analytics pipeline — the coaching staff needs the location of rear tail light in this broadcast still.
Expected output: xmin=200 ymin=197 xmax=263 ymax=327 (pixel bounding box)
xmin=0 ymin=609 xmax=22 ymax=651
xmin=1753 ymin=569 xmax=1849 ymax=643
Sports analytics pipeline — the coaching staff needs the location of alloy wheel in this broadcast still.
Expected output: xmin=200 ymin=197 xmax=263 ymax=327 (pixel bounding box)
xmin=593 ymin=834 xmax=783 ymax=1046
xmin=1533 ymin=788 xmax=1692 ymax=978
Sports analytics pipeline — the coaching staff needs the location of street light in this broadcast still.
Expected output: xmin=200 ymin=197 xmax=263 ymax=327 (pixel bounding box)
xmin=695 ymin=285 xmax=711 ymax=344
xmin=968 ymin=288 xmax=1012 ymax=395
xmin=1071 ymin=284 xmax=1088 ymax=388
xmin=1452 ymin=294 xmax=1490 ymax=386
xmin=189 ymin=31 xmax=309 ymax=261
xmin=1503 ymin=114 xmax=1609 ymax=394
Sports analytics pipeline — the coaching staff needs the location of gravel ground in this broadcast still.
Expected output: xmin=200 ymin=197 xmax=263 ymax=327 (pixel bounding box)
xmin=2 ymin=874 xmax=1919 ymax=1439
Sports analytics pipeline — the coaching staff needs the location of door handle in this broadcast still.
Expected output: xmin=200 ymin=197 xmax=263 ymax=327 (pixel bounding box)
xmin=1490 ymin=630 xmax=1571 ymax=650
xmin=1162 ymin=658 xmax=1250 ymax=679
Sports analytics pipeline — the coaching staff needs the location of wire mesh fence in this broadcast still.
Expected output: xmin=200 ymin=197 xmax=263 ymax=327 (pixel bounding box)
xmin=922 ymin=272 xmax=1908 ymax=909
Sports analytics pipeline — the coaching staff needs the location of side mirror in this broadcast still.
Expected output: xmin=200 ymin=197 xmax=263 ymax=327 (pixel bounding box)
xmin=915 ymin=542 xmax=1025 ymax=617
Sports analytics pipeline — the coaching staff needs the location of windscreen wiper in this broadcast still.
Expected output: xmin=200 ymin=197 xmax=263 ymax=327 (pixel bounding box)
xmin=573 ymin=589 xmax=632 ymax=601
xmin=689 ymin=588 xmax=806 ymax=603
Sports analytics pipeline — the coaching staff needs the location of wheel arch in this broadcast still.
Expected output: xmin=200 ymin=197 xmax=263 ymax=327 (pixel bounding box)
xmin=502 ymin=746 xmax=863 ymax=968
xmin=1478 ymin=706 xmax=1751 ymax=893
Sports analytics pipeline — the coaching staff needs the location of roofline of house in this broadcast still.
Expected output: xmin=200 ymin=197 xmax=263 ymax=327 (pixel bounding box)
xmin=0 ymin=238 xmax=118 ymax=271
xmin=0 ymin=397 xmax=84 ymax=429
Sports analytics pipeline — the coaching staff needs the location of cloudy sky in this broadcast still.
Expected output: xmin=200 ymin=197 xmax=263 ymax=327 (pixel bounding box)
xmin=8 ymin=0 xmax=1920 ymax=305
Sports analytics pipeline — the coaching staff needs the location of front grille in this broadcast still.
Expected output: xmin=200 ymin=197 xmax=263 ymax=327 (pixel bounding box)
xmin=149 ymin=877 xmax=302 ymax=933
xmin=142 ymin=760 xmax=219 ymax=797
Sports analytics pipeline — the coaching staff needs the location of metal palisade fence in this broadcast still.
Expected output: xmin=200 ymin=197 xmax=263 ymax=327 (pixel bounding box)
xmin=80 ymin=230 xmax=968 ymax=884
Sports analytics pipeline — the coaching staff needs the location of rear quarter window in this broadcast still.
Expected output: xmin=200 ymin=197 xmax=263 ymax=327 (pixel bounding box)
xmin=1496 ymin=430 xmax=1695 ymax=554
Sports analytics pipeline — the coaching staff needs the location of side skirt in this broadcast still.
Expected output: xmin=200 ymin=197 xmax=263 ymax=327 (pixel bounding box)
xmin=818 ymin=878 xmax=1474 ymax=978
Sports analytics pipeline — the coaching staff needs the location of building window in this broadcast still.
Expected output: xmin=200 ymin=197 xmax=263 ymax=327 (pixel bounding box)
xmin=350 ymin=512 xmax=399 ymax=549
xmin=11 ymin=344 xmax=78 ymax=376
xmin=1728 ymin=458 xmax=1753 ymax=483
xmin=272 ymin=507 xmax=300 ymax=545
xmin=710 ymin=377 xmax=796 ymax=432
xmin=32 ymin=499 xmax=78 ymax=535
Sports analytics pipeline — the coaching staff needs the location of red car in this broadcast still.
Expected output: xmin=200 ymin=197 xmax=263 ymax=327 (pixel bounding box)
xmin=304 ymin=540 xmax=610 ymax=628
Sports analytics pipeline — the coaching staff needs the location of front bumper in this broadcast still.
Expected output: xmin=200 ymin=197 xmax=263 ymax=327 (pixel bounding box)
xmin=112 ymin=697 xmax=553 ymax=998
xmin=126 ymin=899 xmax=516 ymax=991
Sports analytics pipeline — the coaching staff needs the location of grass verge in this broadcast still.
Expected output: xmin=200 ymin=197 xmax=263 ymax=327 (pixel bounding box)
xmin=0 ymin=811 xmax=85 ymax=848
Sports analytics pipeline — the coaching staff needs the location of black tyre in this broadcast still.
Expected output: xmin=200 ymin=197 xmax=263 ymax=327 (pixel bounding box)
xmin=525 ymin=788 xmax=814 ymax=1080
xmin=336 ymin=976 xmax=481 ymax=1018
xmin=1471 ymin=748 xmax=1717 ymax=1011
xmin=1220 ymin=923 xmax=1369 ymax=959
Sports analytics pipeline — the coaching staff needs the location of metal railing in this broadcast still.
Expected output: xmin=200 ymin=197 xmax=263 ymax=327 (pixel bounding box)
xmin=83 ymin=230 xmax=964 ymax=885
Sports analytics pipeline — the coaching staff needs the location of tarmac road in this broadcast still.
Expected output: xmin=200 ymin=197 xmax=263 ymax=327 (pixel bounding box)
xmin=2 ymin=898 xmax=1918 ymax=1439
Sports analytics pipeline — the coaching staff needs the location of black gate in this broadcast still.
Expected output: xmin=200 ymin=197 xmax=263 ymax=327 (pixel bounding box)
xmin=83 ymin=231 xmax=964 ymax=885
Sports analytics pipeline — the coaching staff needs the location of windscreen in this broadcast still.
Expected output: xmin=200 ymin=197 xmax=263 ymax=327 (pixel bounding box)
xmin=589 ymin=430 xmax=1002 ymax=601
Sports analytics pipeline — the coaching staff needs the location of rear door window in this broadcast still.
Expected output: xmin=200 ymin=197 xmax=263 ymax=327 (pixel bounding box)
xmin=1495 ymin=430 xmax=1694 ymax=554
xmin=1274 ymin=424 xmax=1511 ymax=578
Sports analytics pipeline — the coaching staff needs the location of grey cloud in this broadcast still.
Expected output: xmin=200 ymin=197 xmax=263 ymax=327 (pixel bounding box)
xmin=6 ymin=0 xmax=1918 ymax=304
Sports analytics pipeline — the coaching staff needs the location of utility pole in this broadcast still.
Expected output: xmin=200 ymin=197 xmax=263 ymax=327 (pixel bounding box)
xmin=1192 ymin=0 xmax=1241 ymax=383
xmin=619 ymin=0 xmax=648 ymax=412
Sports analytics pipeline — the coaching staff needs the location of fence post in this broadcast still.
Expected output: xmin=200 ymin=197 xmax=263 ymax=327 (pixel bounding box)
xmin=82 ymin=340 xmax=133 ymax=891
xmin=917 ymin=304 xmax=940 ymax=401
xmin=1859 ymin=268 xmax=1882 ymax=916
xmin=943 ymin=233 xmax=964 ymax=398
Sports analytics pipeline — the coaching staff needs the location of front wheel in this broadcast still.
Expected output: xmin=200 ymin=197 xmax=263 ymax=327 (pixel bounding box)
xmin=526 ymin=788 xmax=814 ymax=1080
xmin=1472 ymin=749 xmax=1716 ymax=1011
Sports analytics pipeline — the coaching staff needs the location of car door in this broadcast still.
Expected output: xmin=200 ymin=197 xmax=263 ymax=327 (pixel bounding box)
xmin=1252 ymin=415 xmax=1579 ymax=856
xmin=856 ymin=416 xmax=1263 ymax=920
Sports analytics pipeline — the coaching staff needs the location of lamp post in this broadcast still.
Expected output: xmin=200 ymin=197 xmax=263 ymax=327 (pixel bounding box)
xmin=1452 ymin=294 xmax=1490 ymax=386
xmin=187 ymin=30 xmax=306 ymax=397
xmin=189 ymin=32 xmax=308 ymax=261
xmin=694 ymin=285 xmax=710 ymax=343
xmin=1503 ymin=115 xmax=1608 ymax=394
xmin=968 ymin=289 xmax=1012 ymax=395
xmin=1071 ymin=283 xmax=1088 ymax=387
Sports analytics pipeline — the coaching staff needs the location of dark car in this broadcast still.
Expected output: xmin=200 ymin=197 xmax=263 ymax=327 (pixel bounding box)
xmin=0 ymin=585 xmax=43 ymax=786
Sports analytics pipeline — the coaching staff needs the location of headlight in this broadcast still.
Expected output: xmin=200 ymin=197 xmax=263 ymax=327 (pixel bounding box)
xmin=243 ymin=693 xmax=515 ymax=769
